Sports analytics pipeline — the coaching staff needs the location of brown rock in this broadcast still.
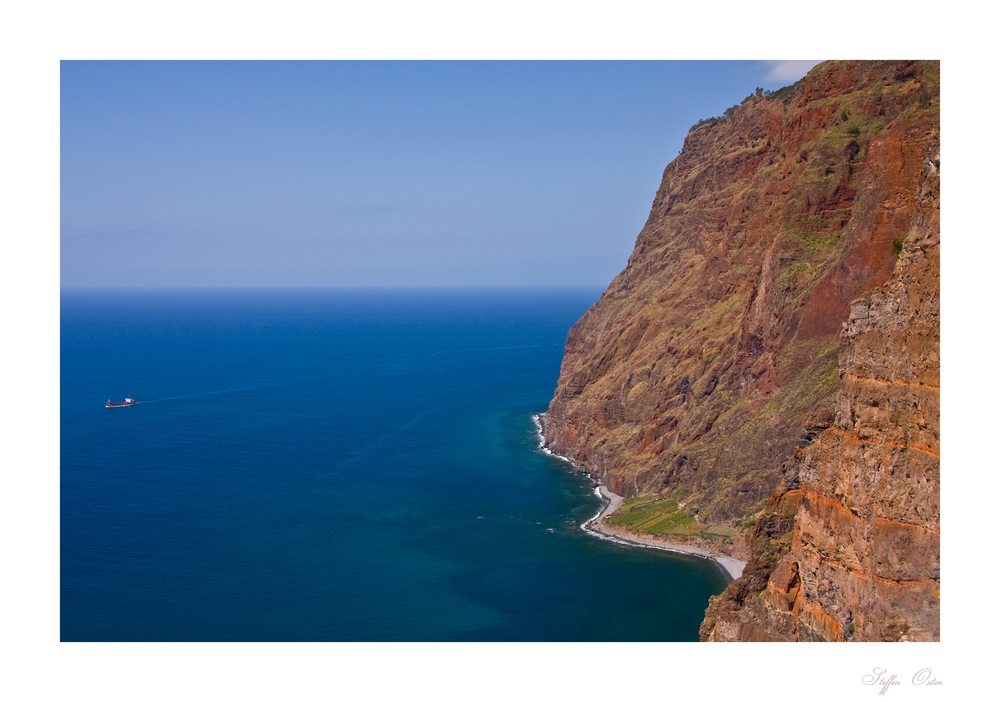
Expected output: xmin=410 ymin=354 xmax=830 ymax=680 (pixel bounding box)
xmin=540 ymin=60 xmax=940 ymax=640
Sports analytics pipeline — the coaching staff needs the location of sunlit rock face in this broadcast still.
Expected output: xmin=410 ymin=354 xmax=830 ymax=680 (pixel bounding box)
xmin=541 ymin=60 xmax=940 ymax=641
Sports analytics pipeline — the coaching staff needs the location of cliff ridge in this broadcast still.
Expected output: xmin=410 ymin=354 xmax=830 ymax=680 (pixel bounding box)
xmin=542 ymin=60 xmax=940 ymax=641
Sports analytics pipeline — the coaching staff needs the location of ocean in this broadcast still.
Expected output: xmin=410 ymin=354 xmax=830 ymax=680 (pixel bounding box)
xmin=60 ymin=288 xmax=728 ymax=641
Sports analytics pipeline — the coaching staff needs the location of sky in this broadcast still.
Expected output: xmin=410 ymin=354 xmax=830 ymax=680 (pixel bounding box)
xmin=61 ymin=60 xmax=821 ymax=288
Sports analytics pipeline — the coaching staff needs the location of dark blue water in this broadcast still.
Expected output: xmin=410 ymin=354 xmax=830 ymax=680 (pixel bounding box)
xmin=61 ymin=289 xmax=727 ymax=641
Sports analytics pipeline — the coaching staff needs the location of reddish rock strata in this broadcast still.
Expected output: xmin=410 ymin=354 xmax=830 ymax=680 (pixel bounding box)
xmin=541 ymin=61 xmax=939 ymax=640
xmin=702 ymin=174 xmax=939 ymax=640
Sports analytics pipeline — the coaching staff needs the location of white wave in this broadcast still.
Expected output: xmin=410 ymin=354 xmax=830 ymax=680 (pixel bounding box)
xmin=530 ymin=416 xmax=744 ymax=581
xmin=530 ymin=413 xmax=577 ymax=465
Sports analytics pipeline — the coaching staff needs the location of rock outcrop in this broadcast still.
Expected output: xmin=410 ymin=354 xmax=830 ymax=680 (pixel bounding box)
xmin=701 ymin=139 xmax=940 ymax=641
xmin=541 ymin=60 xmax=939 ymax=641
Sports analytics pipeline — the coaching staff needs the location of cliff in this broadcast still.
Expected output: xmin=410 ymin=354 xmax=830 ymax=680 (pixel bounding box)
xmin=540 ymin=60 xmax=939 ymax=641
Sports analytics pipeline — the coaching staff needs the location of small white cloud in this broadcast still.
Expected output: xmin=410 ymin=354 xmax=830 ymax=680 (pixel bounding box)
xmin=763 ymin=60 xmax=825 ymax=83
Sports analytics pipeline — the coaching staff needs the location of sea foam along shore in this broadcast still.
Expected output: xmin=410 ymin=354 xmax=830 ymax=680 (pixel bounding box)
xmin=532 ymin=413 xmax=746 ymax=583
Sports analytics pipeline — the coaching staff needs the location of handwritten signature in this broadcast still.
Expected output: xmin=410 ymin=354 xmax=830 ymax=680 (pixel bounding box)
xmin=862 ymin=668 xmax=943 ymax=695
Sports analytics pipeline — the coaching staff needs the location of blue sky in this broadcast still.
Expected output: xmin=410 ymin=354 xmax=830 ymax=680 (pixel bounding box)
xmin=61 ymin=61 xmax=820 ymax=288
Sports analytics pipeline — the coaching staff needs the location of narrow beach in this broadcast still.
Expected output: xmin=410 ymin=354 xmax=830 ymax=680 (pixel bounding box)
xmin=533 ymin=413 xmax=746 ymax=583
xmin=584 ymin=485 xmax=746 ymax=583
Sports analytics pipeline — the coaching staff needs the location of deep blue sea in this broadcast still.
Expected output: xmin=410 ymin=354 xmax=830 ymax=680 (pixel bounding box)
xmin=61 ymin=289 xmax=727 ymax=641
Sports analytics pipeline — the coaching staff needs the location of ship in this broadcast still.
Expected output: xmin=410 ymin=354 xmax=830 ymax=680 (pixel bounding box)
xmin=106 ymin=397 xmax=135 ymax=408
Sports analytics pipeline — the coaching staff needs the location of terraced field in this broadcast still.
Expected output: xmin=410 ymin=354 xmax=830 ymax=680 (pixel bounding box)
xmin=608 ymin=497 xmax=739 ymax=540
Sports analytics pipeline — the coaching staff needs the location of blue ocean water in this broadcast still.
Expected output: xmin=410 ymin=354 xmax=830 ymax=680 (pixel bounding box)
xmin=61 ymin=289 xmax=727 ymax=641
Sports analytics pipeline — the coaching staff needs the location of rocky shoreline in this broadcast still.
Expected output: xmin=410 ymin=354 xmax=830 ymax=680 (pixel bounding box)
xmin=533 ymin=413 xmax=745 ymax=583
xmin=583 ymin=485 xmax=746 ymax=583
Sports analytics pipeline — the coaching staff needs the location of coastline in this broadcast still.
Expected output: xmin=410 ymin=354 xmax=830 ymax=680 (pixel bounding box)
xmin=532 ymin=414 xmax=746 ymax=584
xmin=583 ymin=485 xmax=747 ymax=583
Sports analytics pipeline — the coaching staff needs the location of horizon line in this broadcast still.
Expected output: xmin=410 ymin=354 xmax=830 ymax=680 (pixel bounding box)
xmin=60 ymin=283 xmax=608 ymax=291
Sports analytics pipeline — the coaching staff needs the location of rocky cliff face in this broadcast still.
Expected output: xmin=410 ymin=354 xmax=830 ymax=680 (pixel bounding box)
xmin=540 ymin=61 xmax=939 ymax=641
xmin=701 ymin=137 xmax=939 ymax=641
